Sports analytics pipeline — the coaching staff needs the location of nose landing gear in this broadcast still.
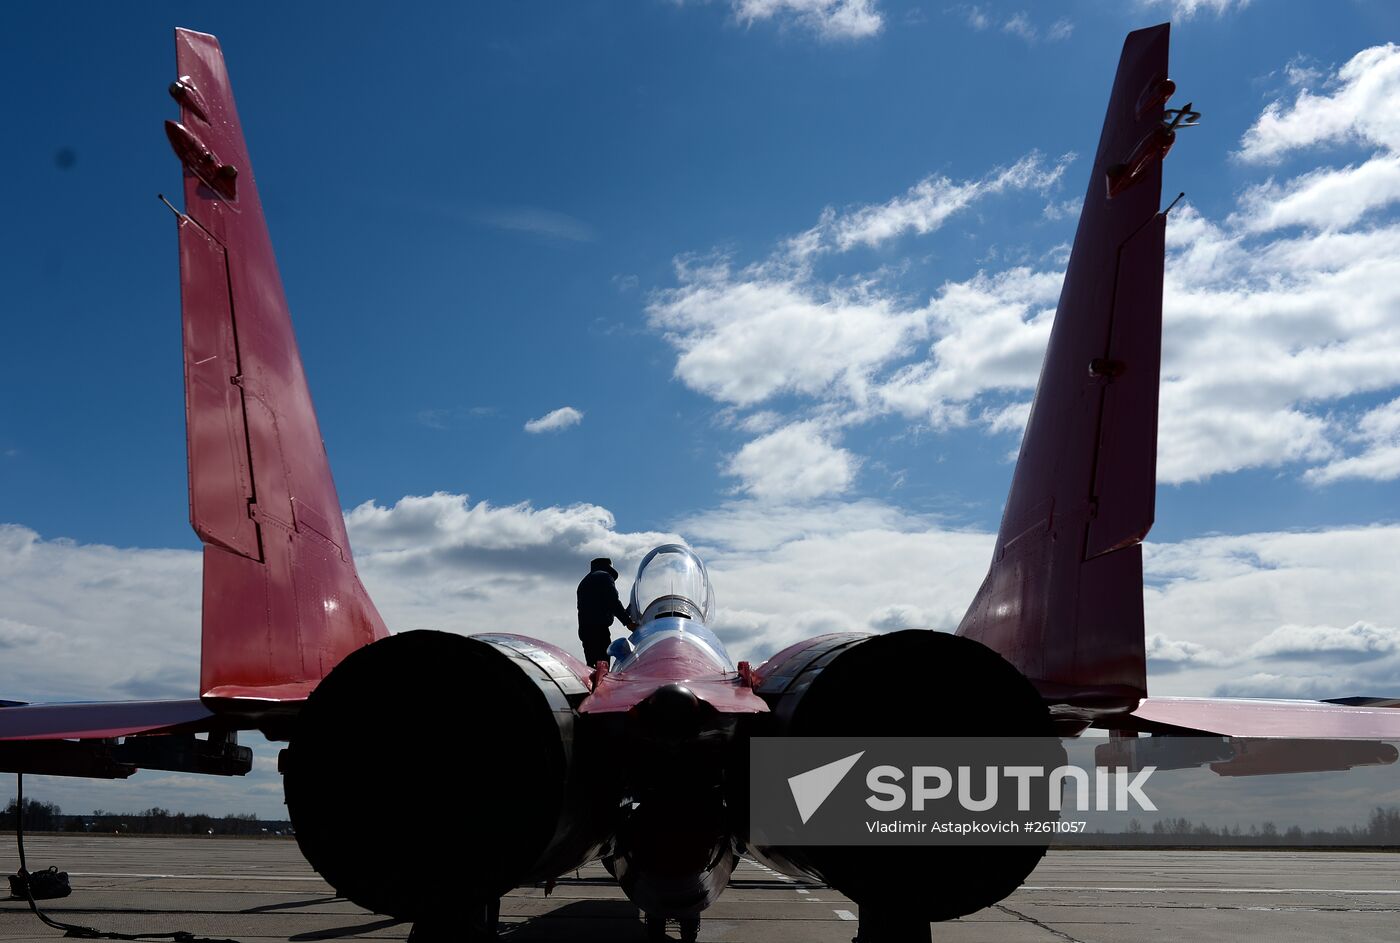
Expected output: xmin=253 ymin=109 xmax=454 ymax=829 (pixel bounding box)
xmin=645 ymin=912 xmax=701 ymax=941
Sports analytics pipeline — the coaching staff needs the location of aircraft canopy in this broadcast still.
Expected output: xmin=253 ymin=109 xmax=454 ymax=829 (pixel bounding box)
xmin=628 ymin=544 xmax=715 ymax=625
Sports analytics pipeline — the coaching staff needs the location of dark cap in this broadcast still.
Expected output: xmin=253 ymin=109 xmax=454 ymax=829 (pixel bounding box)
xmin=590 ymin=557 xmax=619 ymax=580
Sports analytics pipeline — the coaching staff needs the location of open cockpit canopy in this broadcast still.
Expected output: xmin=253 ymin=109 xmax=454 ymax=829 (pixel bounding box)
xmin=627 ymin=544 xmax=715 ymax=626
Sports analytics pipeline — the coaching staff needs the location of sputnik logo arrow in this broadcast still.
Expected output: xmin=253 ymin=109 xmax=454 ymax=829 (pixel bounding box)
xmin=787 ymin=751 xmax=865 ymax=824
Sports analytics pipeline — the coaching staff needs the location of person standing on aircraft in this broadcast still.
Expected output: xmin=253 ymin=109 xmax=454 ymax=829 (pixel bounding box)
xmin=577 ymin=557 xmax=635 ymax=666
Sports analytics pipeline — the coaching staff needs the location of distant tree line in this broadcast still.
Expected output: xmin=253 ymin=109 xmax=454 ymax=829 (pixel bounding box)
xmin=1 ymin=798 xmax=292 ymax=835
xmin=1064 ymin=807 xmax=1400 ymax=847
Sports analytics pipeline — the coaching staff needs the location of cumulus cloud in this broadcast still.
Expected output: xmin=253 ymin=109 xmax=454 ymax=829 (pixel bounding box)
xmin=730 ymin=0 xmax=883 ymax=39
xmin=874 ymin=266 xmax=1062 ymax=428
xmin=869 ymin=603 xmax=930 ymax=631
xmin=645 ymin=152 xmax=1070 ymax=416
xmin=1238 ymin=44 xmax=1400 ymax=163
xmin=649 ymin=44 xmax=1400 ymax=487
xmin=1152 ymin=197 xmax=1400 ymax=480
xmin=0 ymin=525 xmax=201 ymax=704
xmin=1305 ymin=396 xmax=1400 ymax=484
xmin=524 ymin=406 xmax=584 ymax=434
xmin=1248 ymin=621 xmax=1400 ymax=661
xmin=1145 ymin=633 xmax=1227 ymax=673
xmin=1232 ymin=155 xmax=1400 ymax=233
xmin=1144 ymin=525 xmax=1400 ymax=698
xmin=648 ymin=256 xmax=924 ymax=408
xmin=724 ymin=421 xmax=859 ymax=500
xmin=5 ymin=497 xmax=1400 ymax=811
xmin=1212 ymin=672 xmax=1353 ymax=700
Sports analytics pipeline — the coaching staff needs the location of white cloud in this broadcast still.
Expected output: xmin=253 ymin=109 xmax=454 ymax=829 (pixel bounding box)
xmin=1283 ymin=56 xmax=1324 ymax=90
xmin=5 ymin=495 xmax=1400 ymax=812
xmin=735 ymin=409 xmax=784 ymax=434
xmin=0 ymin=525 xmax=201 ymax=704
xmin=724 ymin=421 xmax=859 ymax=500
xmin=478 ymin=207 xmax=596 ymax=242
xmin=731 ymin=0 xmax=883 ymax=39
xmin=1212 ymin=672 xmax=1353 ymax=700
xmin=1238 ymin=43 xmax=1400 ymax=163
xmin=961 ymin=4 xmax=991 ymax=30
xmin=1232 ymin=155 xmax=1400 ymax=233
xmin=648 ymin=256 xmax=925 ymax=408
xmin=682 ymin=500 xmax=995 ymax=656
xmin=821 ymin=152 xmax=1073 ymax=252
xmin=1248 ymin=621 xmax=1400 ymax=660
xmin=1145 ymin=632 xmax=1227 ymax=673
xmin=1136 ymin=0 xmax=1250 ymax=19
xmin=981 ymin=400 xmax=1031 ymax=436
xmin=524 ymin=406 xmax=584 ymax=434
xmin=645 ymin=152 xmax=1070 ymax=415
xmin=346 ymin=491 xmax=666 ymax=561
xmin=1001 ymin=12 xmax=1072 ymax=44
xmin=956 ymin=6 xmax=1071 ymax=43
xmin=1153 ymin=204 xmax=1400 ymax=482
xmin=1306 ymin=396 xmax=1400 ymax=484
xmin=869 ymin=603 xmax=930 ymax=630
xmin=874 ymin=266 xmax=1062 ymax=428
xmin=1144 ymin=525 xmax=1400 ymax=697
xmin=650 ymin=44 xmax=1400 ymax=487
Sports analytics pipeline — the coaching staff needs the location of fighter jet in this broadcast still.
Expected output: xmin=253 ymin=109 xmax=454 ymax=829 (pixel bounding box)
xmin=4 ymin=22 xmax=1400 ymax=943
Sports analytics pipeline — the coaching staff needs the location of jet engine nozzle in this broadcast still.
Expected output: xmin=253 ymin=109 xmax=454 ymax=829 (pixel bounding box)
xmin=741 ymin=629 xmax=1058 ymax=924
xmin=282 ymin=630 xmax=605 ymax=921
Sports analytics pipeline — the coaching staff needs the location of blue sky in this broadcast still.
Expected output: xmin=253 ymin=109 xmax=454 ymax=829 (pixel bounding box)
xmin=2 ymin=0 xmax=1396 ymax=545
xmin=3 ymin=0 xmax=1400 ymax=814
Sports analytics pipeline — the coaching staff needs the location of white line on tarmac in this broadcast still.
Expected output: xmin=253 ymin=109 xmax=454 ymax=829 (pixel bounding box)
xmin=834 ymin=909 xmax=857 ymax=921
xmin=68 ymin=872 xmax=324 ymax=881
xmin=1022 ymin=885 xmax=1400 ymax=896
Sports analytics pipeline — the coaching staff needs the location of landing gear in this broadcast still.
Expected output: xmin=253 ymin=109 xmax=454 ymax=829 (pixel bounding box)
xmin=644 ymin=913 xmax=701 ymax=941
xmin=852 ymin=906 xmax=930 ymax=943
xmin=408 ymin=896 xmax=500 ymax=942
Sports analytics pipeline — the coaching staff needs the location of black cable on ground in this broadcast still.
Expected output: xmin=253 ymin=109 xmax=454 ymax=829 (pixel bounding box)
xmin=11 ymin=773 xmax=238 ymax=942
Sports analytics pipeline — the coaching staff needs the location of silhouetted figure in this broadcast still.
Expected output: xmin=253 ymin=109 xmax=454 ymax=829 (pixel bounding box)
xmin=577 ymin=557 xmax=634 ymax=667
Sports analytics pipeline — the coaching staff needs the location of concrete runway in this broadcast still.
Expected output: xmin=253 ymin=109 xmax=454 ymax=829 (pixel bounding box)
xmin=2 ymin=836 xmax=1398 ymax=942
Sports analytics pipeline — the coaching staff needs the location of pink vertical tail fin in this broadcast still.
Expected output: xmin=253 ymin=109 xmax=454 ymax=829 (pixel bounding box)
xmin=956 ymin=24 xmax=1176 ymax=717
xmin=169 ymin=28 xmax=388 ymax=707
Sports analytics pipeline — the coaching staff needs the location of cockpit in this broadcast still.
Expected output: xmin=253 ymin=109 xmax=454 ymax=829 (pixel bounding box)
xmin=626 ymin=544 xmax=716 ymax=627
xmin=609 ymin=543 xmax=731 ymax=672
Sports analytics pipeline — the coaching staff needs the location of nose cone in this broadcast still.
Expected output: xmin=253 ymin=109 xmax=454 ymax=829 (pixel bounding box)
xmin=636 ymin=683 xmax=701 ymax=742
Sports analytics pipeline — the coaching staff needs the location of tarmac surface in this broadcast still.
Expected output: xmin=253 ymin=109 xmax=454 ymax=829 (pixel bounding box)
xmin=2 ymin=836 xmax=1398 ymax=942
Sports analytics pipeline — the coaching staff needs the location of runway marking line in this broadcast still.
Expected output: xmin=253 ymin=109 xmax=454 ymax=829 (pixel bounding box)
xmin=67 ymin=872 xmax=324 ymax=882
xmin=834 ymin=909 xmax=856 ymax=921
xmin=1022 ymin=885 xmax=1400 ymax=895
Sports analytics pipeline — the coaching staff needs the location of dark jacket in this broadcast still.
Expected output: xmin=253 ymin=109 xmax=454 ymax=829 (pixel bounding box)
xmin=577 ymin=569 xmax=630 ymax=633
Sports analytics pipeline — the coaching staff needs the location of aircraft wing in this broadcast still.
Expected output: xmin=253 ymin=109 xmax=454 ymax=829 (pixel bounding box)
xmin=0 ymin=699 xmax=216 ymax=741
xmin=1122 ymin=696 xmax=1400 ymax=739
